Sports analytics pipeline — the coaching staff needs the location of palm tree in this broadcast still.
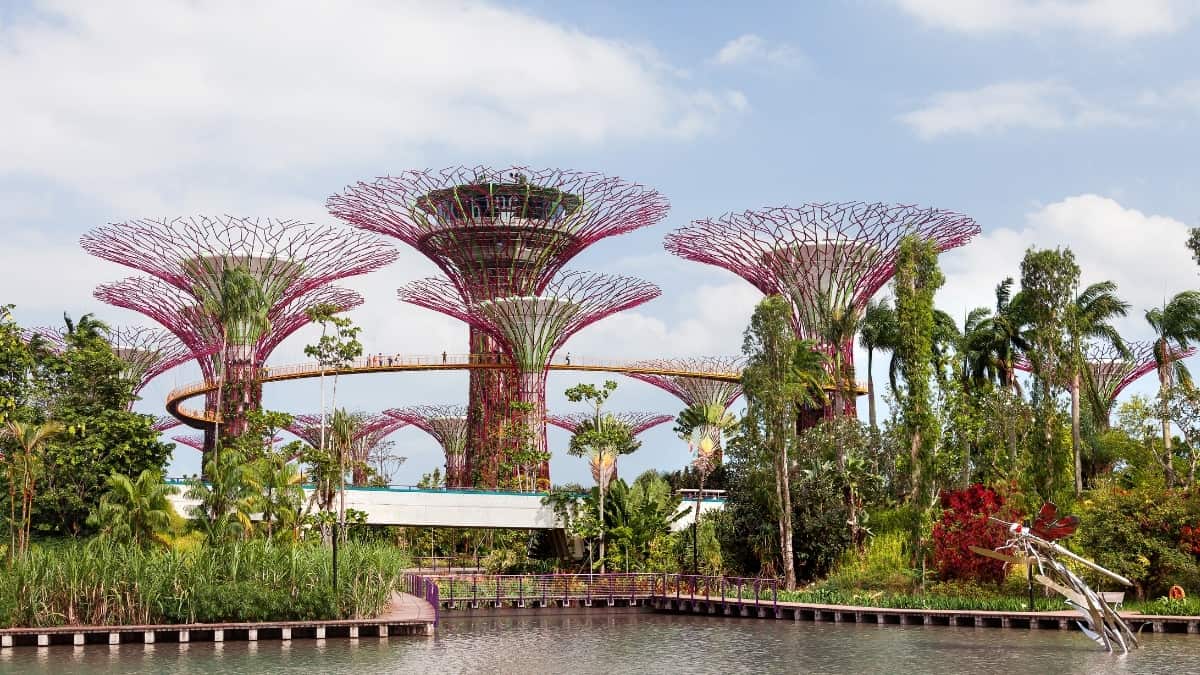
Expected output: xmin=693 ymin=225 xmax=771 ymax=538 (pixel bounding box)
xmin=674 ymin=402 xmax=738 ymax=573
xmin=1145 ymin=291 xmax=1200 ymax=476
xmin=963 ymin=279 xmax=1030 ymax=465
xmin=3 ymin=420 xmax=64 ymax=560
xmin=87 ymin=469 xmax=179 ymax=547
xmin=1066 ymin=281 xmax=1129 ymax=495
xmin=248 ymin=455 xmax=304 ymax=540
xmin=858 ymin=298 xmax=897 ymax=434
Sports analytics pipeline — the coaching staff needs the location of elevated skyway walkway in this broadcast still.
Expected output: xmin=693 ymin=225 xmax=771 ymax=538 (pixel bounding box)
xmin=165 ymin=480 xmax=725 ymax=530
xmin=165 ymin=352 xmax=743 ymax=429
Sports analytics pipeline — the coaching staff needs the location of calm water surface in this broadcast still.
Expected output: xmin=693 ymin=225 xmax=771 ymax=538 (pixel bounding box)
xmin=2 ymin=611 xmax=1199 ymax=674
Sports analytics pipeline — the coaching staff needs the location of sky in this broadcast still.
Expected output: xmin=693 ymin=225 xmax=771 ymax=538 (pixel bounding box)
xmin=1 ymin=0 xmax=1198 ymax=486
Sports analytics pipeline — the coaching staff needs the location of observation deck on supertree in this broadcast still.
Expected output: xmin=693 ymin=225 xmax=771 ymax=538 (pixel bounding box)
xmin=400 ymin=270 xmax=661 ymax=486
xmin=82 ymin=216 xmax=396 ymax=442
xmin=287 ymin=413 xmax=408 ymax=485
xmin=95 ymin=276 xmax=363 ymax=446
xmin=665 ymin=202 xmax=980 ymax=418
xmin=1085 ymin=341 xmax=1196 ymax=428
xmin=384 ymin=405 xmax=469 ymax=487
xmin=548 ymin=411 xmax=672 ymax=489
xmin=27 ymin=325 xmax=195 ymax=407
xmin=328 ymin=167 xmax=669 ymax=486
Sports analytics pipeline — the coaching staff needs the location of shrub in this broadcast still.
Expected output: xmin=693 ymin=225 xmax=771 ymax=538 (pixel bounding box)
xmin=931 ymin=484 xmax=1017 ymax=584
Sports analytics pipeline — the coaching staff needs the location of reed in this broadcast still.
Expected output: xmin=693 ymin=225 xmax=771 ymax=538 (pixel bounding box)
xmin=0 ymin=539 xmax=410 ymax=627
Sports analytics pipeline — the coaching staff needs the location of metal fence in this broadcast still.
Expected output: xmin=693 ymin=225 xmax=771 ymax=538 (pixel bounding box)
xmin=417 ymin=573 xmax=778 ymax=612
xmin=404 ymin=573 xmax=441 ymax=624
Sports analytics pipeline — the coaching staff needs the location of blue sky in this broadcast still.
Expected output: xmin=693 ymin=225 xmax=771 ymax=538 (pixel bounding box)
xmin=1 ymin=0 xmax=1199 ymax=485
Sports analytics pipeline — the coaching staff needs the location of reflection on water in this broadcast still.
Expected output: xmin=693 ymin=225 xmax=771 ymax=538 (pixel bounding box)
xmin=2 ymin=611 xmax=1199 ymax=674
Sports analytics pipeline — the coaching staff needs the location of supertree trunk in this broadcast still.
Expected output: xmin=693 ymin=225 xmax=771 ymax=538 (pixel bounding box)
xmin=516 ymin=369 xmax=550 ymax=489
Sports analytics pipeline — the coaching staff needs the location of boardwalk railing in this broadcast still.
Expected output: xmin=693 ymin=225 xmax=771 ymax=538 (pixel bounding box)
xmin=404 ymin=574 xmax=441 ymax=624
xmin=420 ymin=573 xmax=778 ymax=610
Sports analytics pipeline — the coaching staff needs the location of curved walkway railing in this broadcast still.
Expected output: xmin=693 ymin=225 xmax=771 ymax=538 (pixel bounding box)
xmin=421 ymin=573 xmax=778 ymax=610
xmin=165 ymin=352 xmax=746 ymax=428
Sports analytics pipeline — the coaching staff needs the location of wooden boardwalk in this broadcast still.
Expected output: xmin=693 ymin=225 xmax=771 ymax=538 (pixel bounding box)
xmin=650 ymin=594 xmax=1200 ymax=634
xmin=0 ymin=592 xmax=435 ymax=649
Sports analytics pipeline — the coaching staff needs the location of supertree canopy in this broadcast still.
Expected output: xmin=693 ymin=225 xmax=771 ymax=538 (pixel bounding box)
xmin=287 ymin=412 xmax=407 ymax=485
xmin=329 ymin=167 xmax=668 ymax=486
xmin=1085 ymin=341 xmax=1196 ymax=428
xmin=665 ymin=202 xmax=980 ymax=416
xmin=152 ymin=416 xmax=182 ymax=433
xmin=95 ymin=276 xmax=363 ymax=442
xmin=548 ymin=412 xmax=670 ymax=490
xmin=400 ymin=270 xmax=661 ymax=484
xmin=83 ymin=216 xmax=395 ymax=442
xmin=171 ymin=434 xmax=205 ymax=451
xmin=626 ymin=356 xmax=745 ymax=411
xmin=28 ymin=325 xmax=196 ymax=406
xmin=384 ymin=405 xmax=470 ymax=487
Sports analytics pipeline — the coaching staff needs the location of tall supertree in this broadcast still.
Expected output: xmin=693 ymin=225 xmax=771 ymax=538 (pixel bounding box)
xmin=400 ymin=270 xmax=660 ymax=485
xmin=28 ymin=325 xmax=197 ymax=408
xmin=82 ymin=216 xmax=396 ymax=440
xmin=287 ymin=412 xmax=408 ymax=485
xmin=665 ymin=202 xmax=980 ymax=418
xmin=384 ymin=405 xmax=470 ymax=487
xmin=1083 ymin=341 xmax=1196 ymax=429
xmin=95 ymin=276 xmax=363 ymax=447
xmin=329 ymin=167 xmax=669 ymax=484
xmin=548 ymin=411 xmax=672 ymax=488
xmin=626 ymin=356 xmax=745 ymax=411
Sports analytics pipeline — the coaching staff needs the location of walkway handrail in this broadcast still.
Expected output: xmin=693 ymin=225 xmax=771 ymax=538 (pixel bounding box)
xmin=405 ymin=573 xmax=440 ymax=624
xmin=164 ymin=352 xmax=750 ymax=427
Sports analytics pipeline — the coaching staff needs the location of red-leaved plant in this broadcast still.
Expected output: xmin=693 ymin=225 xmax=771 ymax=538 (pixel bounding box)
xmin=932 ymin=484 xmax=1020 ymax=584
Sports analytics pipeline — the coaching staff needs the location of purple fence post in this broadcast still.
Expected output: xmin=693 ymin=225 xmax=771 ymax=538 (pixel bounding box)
xmin=473 ymin=575 xmax=479 ymax=605
xmin=519 ymin=576 xmax=524 ymax=606
xmin=737 ymin=579 xmax=743 ymax=606
xmin=432 ymin=579 xmax=441 ymax=624
xmin=676 ymin=575 xmax=681 ymax=599
xmin=495 ymin=577 xmax=501 ymax=605
xmin=542 ymin=574 xmax=548 ymax=606
xmin=773 ymin=579 xmax=778 ymax=611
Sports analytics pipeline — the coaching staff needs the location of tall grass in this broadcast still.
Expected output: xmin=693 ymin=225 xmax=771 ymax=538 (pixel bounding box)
xmin=0 ymin=539 xmax=410 ymax=627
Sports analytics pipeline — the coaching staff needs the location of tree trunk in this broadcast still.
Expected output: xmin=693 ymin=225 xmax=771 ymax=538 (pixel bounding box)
xmin=866 ymin=349 xmax=877 ymax=433
xmin=776 ymin=435 xmax=796 ymax=590
xmin=598 ymin=467 xmax=606 ymax=574
xmin=1072 ymin=370 xmax=1082 ymax=496
xmin=1160 ymin=363 xmax=1175 ymax=485
xmin=909 ymin=430 xmax=922 ymax=502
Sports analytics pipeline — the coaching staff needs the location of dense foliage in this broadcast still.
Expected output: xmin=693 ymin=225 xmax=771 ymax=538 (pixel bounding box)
xmin=931 ymin=484 xmax=1018 ymax=584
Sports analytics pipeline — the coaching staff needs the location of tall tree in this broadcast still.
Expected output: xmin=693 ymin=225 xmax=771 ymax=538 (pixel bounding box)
xmin=674 ymin=402 xmax=737 ymax=572
xmin=858 ymin=298 xmax=897 ymax=434
xmin=303 ymin=306 xmax=362 ymax=540
xmin=1066 ymin=281 xmax=1129 ymax=495
xmin=1019 ymin=247 xmax=1080 ymax=500
xmin=892 ymin=236 xmax=944 ymax=506
xmin=565 ymin=380 xmax=638 ymax=572
xmin=1145 ymin=291 xmax=1200 ymax=473
xmin=741 ymin=295 xmax=827 ymax=590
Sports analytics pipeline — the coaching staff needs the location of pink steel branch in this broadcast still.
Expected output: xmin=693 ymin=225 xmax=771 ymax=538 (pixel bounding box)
xmin=546 ymin=411 xmax=673 ymax=436
xmin=81 ymin=216 xmax=397 ymax=306
xmin=664 ymin=202 xmax=980 ymax=343
xmin=626 ymin=356 xmax=746 ymax=411
xmin=28 ymin=324 xmax=195 ymax=402
xmin=384 ymin=405 xmax=470 ymax=487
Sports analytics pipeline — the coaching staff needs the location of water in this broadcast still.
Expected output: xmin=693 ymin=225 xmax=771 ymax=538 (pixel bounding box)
xmin=3 ymin=611 xmax=1199 ymax=674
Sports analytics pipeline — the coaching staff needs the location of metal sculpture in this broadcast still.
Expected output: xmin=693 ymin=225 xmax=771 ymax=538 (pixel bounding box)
xmin=83 ymin=216 xmax=394 ymax=441
xmin=401 ymin=270 xmax=661 ymax=484
xmin=28 ymin=325 xmax=196 ymax=406
xmin=96 ymin=276 xmax=362 ymax=446
xmin=973 ymin=504 xmax=1137 ymax=653
xmin=330 ymin=167 xmax=668 ymax=485
xmin=548 ymin=411 xmax=672 ymax=488
xmin=625 ymin=356 xmax=745 ymax=411
xmin=665 ymin=203 xmax=980 ymax=417
xmin=286 ymin=412 xmax=407 ymax=485
xmin=384 ymin=405 xmax=470 ymax=487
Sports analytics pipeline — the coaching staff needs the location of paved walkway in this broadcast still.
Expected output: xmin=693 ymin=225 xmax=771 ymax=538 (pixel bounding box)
xmin=380 ymin=592 xmax=436 ymax=623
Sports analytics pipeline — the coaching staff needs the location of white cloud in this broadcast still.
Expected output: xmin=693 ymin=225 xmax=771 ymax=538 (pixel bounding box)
xmin=937 ymin=194 xmax=1197 ymax=340
xmin=891 ymin=0 xmax=1193 ymax=37
xmin=900 ymin=80 xmax=1132 ymax=139
xmin=0 ymin=0 xmax=746 ymax=210
xmin=1138 ymin=80 xmax=1200 ymax=110
xmin=711 ymin=34 xmax=808 ymax=70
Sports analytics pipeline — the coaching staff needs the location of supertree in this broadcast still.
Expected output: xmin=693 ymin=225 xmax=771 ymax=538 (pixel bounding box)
xmin=329 ymin=167 xmax=669 ymax=484
xmin=287 ymin=412 xmax=408 ymax=485
xmin=27 ymin=325 xmax=196 ymax=407
xmin=95 ymin=276 xmax=363 ymax=448
xmin=547 ymin=411 xmax=672 ymax=488
xmin=400 ymin=270 xmax=660 ymax=486
xmin=82 ymin=216 xmax=396 ymax=440
xmin=384 ymin=405 xmax=469 ymax=487
xmin=626 ymin=356 xmax=745 ymax=410
xmin=665 ymin=202 xmax=980 ymax=418
xmin=152 ymin=416 xmax=182 ymax=433
xmin=1083 ymin=341 xmax=1196 ymax=429
xmin=171 ymin=434 xmax=206 ymax=451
